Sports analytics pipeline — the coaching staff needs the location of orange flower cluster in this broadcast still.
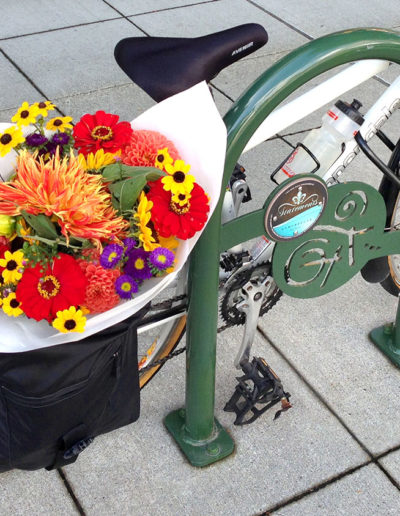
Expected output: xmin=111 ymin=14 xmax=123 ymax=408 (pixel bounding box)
xmin=0 ymin=151 xmax=128 ymax=246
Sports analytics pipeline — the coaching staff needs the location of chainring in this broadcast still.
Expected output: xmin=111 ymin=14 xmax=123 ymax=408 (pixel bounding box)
xmin=220 ymin=262 xmax=282 ymax=326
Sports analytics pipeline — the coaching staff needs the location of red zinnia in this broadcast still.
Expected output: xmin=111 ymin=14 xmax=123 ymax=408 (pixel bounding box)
xmin=16 ymin=253 xmax=87 ymax=322
xmin=121 ymin=130 xmax=180 ymax=167
xmin=78 ymin=259 xmax=121 ymax=313
xmin=73 ymin=110 xmax=133 ymax=156
xmin=147 ymin=179 xmax=210 ymax=240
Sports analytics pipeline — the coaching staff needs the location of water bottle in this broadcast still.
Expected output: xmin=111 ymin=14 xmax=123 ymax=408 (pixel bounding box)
xmin=271 ymin=99 xmax=364 ymax=184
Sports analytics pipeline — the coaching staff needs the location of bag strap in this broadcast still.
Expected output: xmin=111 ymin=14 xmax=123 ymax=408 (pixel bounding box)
xmin=46 ymin=423 xmax=93 ymax=470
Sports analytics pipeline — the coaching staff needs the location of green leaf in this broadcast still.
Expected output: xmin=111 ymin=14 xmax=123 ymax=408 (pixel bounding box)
xmin=121 ymin=165 xmax=165 ymax=180
xmin=102 ymin=163 xmax=124 ymax=182
xmin=120 ymin=177 xmax=147 ymax=212
xmin=21 ymin=211 xmax=59 ymax=240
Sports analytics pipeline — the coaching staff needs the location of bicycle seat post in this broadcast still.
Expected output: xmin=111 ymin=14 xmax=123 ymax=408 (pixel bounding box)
xmin=164 ymin=212 xmax=235 ymax=467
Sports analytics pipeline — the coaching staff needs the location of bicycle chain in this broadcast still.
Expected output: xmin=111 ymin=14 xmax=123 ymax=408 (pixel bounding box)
xmin=141 ymin=264 xmax=283 ymax=372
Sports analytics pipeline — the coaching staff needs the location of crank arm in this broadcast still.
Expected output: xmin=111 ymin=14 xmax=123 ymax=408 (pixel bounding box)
xmin=234 ymin=278 xmax=269 ymax=369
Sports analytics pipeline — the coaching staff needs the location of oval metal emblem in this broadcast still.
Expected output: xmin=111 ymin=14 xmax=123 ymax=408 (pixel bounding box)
xmin=264 ymin=175 xmax=328 ymax=242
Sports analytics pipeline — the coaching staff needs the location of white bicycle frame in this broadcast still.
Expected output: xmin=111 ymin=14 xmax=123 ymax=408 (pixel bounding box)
xmin=139 ymin=60 xmax=400 ymax=339
xmin=228 ymin=59 xmax=400 ymax=266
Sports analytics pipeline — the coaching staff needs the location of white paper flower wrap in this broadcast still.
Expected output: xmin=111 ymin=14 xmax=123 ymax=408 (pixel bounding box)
xmin=0 ymin=82 xmax=227 ymax=352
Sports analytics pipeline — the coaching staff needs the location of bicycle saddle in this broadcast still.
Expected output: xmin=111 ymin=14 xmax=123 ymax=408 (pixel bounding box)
xmin=114 ymin=23 xmax=268 ymax=102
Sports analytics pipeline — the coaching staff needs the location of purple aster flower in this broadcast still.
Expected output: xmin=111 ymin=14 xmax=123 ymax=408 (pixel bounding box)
xmin=52 ymin=132 xmax=70 ymax=145
xmin=123 ymin=237 xmax=137 ymax=253
xmin=115 ymin=274 xmax=138 ymax=299
xmin=100 ymin=243 xmax=124 ymax=269
xmin=26 ymin=133 xmax=48 ymax=147
xmin=124 ymin=248 xmax=152 ymax=281
xmin=148 ymin=247 xmax=174 ymax=272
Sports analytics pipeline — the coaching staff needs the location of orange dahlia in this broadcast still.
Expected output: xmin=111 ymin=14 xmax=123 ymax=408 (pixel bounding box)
xmin=0 ymin=150 xmax=128 ymax=246
xmin=121 ymin=130 xmax=180 ymax=168
xmin=78 ymin=259 xmax=121 ymax=313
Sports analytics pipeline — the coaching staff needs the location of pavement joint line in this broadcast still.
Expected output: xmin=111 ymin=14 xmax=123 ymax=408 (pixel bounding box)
xmin=0 ymin=48 xmax=54 ymax=108
xmin=124 ymin=0 xmax=220 ymax=18
xmin=57 ymin=468 xmax=86 ymax=516
xmin=256 ymin=324 xmax=400 ymax=491
xmin=245 ymin=0 xmax=313 ymax=41
xmin=0 ymin=17 xmax=123 ymax=42
xmin=101 ymin=0 xmax=150 ymax=36
xmin=210 ymin=82 xmax=235 ymax=103
xmin=260 ymin=459 xmax=374 ymax=515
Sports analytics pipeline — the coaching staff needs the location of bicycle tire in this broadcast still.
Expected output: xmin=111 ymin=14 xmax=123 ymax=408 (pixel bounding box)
xmin=379 ymin=138 xmax=400 ymax=296
xmin=139 ymin=315 xmax=186 ymax=388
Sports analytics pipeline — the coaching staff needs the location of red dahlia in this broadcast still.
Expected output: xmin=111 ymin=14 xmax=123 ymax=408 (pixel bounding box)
xmin=73 ymin=110 xmax=133 ymax=156
xmin=78 ymin=260 xmax=121 ymax=313
xmin=16 ymin=253 xmax=87 ymax=322
xmin=147 ymin=179 xmax=209 ymax=240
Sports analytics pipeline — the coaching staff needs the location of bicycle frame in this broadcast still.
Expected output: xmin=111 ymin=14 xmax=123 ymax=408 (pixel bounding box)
xmin=165 ymin=28 xmax=400 ymax=467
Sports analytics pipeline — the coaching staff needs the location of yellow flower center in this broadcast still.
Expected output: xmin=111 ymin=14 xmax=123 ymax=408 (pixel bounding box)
xmin=135 ymin=258 xmax=145 ymax=270
xmin=121 ymin=282 xmax=132 ymax=291
xmin=10 ymin=298 xmax=20 ymax=309
xmin=91 ymin=125 xmax=113 ymax=141
xmin=158 ymin=255 xmax=167 ymax=264
xmin=173 ymin=171 xmax=185 ymax=183
xmin=37 ymin=275 xmax=61 ymax=299
xmin=0 ymin=134 xmax=12 ymax=145
xmin=64 ymin=319 xmax=77 ymax=330
xmin=6 ymin=260 xmax=17 ymax=271
xmin=170 ymin=201 xmax=191 ymax=215
xmin=108 ymin=251 xmax=117 ymax=262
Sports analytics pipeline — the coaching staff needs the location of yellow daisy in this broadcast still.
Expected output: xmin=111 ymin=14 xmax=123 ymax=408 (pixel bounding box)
xmin=78 ymin=149 xmax=120 ymax=171
xmin=46 ymin=116 xmax=73 ymax=132
xmin=134 ymin=192 xmax=159 ymax=251
xmin=0 ymin=126 xmax=25 ymax=157
xmin=154 ymin=148 xmax=173 ymax=170
xmin=171 ymin=191 xmax=191 ymax=207
xmin=12 ymin=102 xmax=39 ymax=127
xmin=162 ymin=159 xmax=195 ymax=196
xmin=2 ymin=292 xmax=23 ymax=317
xmin=0 ymin=250 xmax=24 ymax=284
xmin=52 ymin=306 xmax=86 ymax=333
xmin=34 ymin=101 xmax=56 ymax=117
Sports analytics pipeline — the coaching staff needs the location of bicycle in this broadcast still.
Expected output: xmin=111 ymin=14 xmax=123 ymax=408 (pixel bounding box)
xmin=115 ymin=24 xmax=400 ymax=392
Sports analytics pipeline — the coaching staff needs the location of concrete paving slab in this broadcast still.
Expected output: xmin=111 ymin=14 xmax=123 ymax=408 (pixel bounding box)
xmin=1 ymin=469 xmax=78 ymax=515
xmin=0 ymin=19 xmax=144 ymax=101
xmin=54 ymin=83 xmax=155 ymax=123
xmin=251 ymin=0 xmax=400 ymax=38
xmin=0 ymin=0 xmax=119 ymax=39
xmin=130 ymin=0 xmax=307 ymax=54
xmin=274 ymin=463 xmax=400 ymax=515
xmin=379 ymin=449 xmax=400 ymax=484
xmin=0 ymin=53 xmax=43 ymax=112
xmin=61 ymin=331 xmax=368 ymax=515
xmin=258 ymin=274 xmax=400 ymax=456
xmin=110 ymin=0 xmax=218 ymax=17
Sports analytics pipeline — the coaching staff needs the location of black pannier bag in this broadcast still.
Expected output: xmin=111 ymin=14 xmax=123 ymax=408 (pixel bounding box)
xmin=0 ymin=310 xmax=144 ymax=472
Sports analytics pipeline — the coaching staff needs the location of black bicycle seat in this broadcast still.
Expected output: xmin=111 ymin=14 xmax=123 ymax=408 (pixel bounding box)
xmin=114 ymin=24 xmax=268 ymax=102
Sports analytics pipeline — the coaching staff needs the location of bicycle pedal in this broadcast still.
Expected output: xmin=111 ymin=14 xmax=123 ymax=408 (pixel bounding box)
xmin=224 ymin=357 xmax=291 ymax=425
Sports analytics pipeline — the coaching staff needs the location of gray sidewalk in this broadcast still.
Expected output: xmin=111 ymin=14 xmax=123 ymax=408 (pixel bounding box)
xmin=1 ymin=1 xmax=400 ymax=515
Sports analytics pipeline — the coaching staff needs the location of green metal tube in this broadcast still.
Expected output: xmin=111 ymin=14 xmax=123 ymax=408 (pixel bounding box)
xmin=220 ymin=28 xmax=400 ymax=249
xmin=185 ymin=208 xmax=221 ymax=441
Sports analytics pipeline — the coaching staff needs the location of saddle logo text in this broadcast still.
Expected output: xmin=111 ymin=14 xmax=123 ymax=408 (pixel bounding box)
xmin=231 ymin=41 xmax=254 ymax=56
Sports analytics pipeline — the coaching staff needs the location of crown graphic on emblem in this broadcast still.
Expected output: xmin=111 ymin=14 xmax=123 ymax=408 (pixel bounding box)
xmin=292 ymin=187 xmax=306 ymax=205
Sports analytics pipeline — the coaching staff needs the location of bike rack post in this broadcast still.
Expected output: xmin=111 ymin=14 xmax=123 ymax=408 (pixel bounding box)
xmin=165 ymin=27 xmax=400 ymax=467
xmin=164 ymin=210 xmax=235 ymax=467
xmin=370 ymin=296 xmax=400 ymax=368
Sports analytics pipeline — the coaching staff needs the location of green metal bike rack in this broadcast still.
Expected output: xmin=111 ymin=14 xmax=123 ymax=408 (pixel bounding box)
xmin=164 ymin=28 xmax=400 ymax=467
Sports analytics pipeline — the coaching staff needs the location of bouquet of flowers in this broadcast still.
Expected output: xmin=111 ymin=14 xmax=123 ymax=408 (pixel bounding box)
xmin=0 ymin=100 xmax=211 ymax=336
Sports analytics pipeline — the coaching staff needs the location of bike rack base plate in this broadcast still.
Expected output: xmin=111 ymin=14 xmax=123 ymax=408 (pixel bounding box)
xmin=370 ymin=324 xmax=400 ymax=368
xmin=164 ymin=409 xmax=235 ymax=467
